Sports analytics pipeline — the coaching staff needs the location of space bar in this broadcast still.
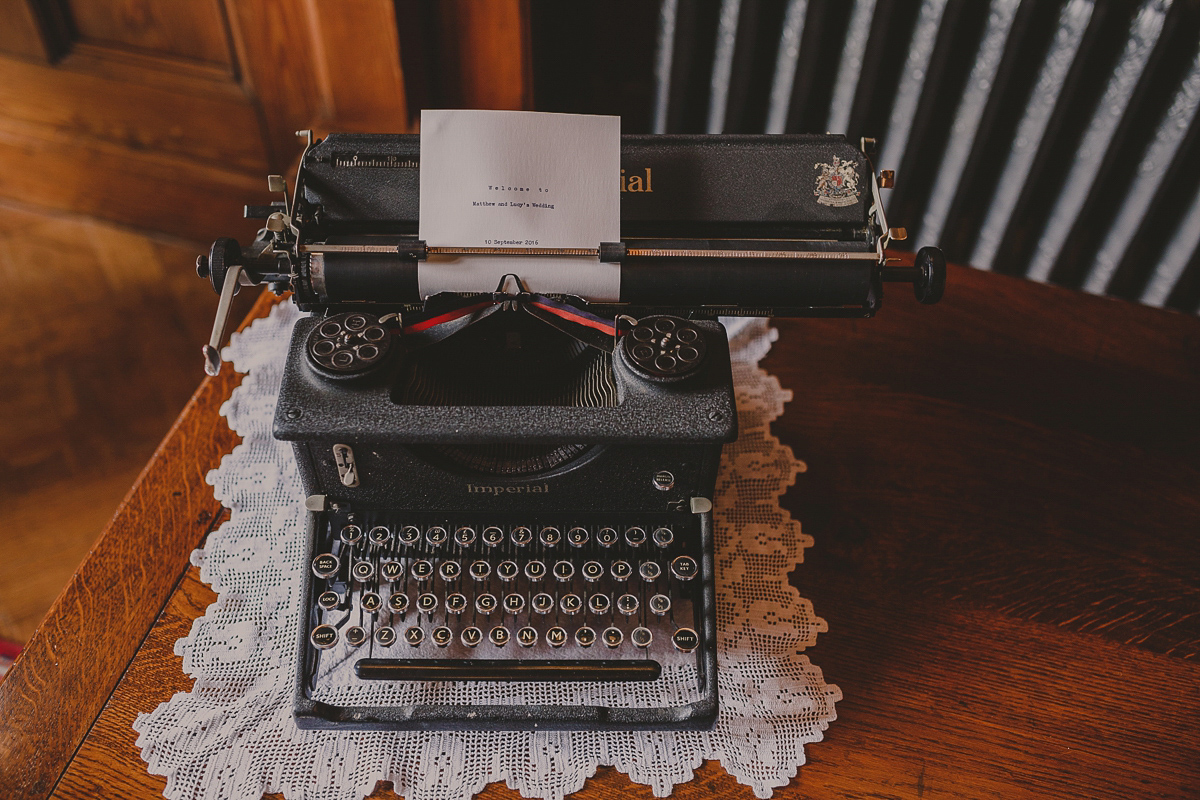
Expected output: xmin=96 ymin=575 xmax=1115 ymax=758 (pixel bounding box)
xmin=355 ymin=658 xmax=662 ymax=682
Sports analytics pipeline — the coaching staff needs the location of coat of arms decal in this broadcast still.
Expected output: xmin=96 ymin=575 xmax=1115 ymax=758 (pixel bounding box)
xmin=813 ymin=156 xmax=861 ymax=207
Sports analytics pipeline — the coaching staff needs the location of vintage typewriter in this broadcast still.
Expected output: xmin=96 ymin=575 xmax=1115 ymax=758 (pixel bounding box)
xmin=197 ymin=131 xmax=944 ymax=731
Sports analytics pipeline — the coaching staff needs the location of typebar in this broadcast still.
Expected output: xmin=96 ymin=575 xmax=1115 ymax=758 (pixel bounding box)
xmin=355 ymin=658 xmax=662 ymax=682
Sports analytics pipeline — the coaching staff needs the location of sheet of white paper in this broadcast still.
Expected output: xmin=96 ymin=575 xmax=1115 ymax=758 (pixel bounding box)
xmin=419 ymin=109 xmax=620 ymax=300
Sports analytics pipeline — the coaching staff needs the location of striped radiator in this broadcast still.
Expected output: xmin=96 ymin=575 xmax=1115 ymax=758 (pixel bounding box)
xmin=650 ymin=0 xmax=1200 ymax=314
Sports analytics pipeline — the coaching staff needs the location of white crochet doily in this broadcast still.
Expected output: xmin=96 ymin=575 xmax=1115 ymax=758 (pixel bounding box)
xmin=134 ymin=303 xmax=840 ymax=800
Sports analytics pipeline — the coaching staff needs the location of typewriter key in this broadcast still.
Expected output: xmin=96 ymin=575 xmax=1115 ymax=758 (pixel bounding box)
xmin=453 ymin=526 xmax=476 ymax=546
xmin=417 ymin=592 xmax=438 ymax=613
xmin=610 ymin=560 xmax=632 ymax=581
xmin=352 ymin=561 xmax=375 ymax=582
xmin=603 ymin=627 xmax=624 ymax=648
xmin=361 ymin=592 xmax=382 ymax=613
xmin=490 ymin=625 xmax=510 ymax=647
xmin=411 ymin=559 xmax=433 ymax=580
xmin=345 ymin=625 xmax=367 ymax=647
xmin=461 ymin=626 xmax=483 ymax=647
xmin=649 ymin=594 xmax=671 ymax=615
xmin=482 ymin=526 xmax=505 ymax=546
xmin=560 ymin=593 xmax=582 ymax=614
xmin=631 ymin=627 xmax=653 ymax=648
xmin=439 ymin=560 xmax=461 ymax=581
xmin=652 ymin=527 xmax=674 ymax=547
xmin=306 ymin=312 xmax=392 ymax=376
xmin=476 ymin=593 xmax=497 ymax=614
xmin=567 ymin=527 xmax=589 ymax=547
xmin=497 ymin=560 xmax=519 ymax=581
xmin=639 ymin=561 xmax=662 ymax=581
xmin=531 ymin=592 xmax=555 ymax=614
xmin=310 ymin=624 xmax=338 ymax=649
xmin=445 ymin=592 xmax=467 ymax=614
xmin=596 ymin=527 xmax=618 ymax=547
xmin=524 ymin=560 xmax=546 ymax=581
xmin=375 ymin=626 xmax=397 ymax=647
xmin=404 ymin=626 xmax=424 ymax=646
xmin=510 ymin=526 xmax=533 ymax=547
xmin=625 ymin=527 xmax=647 ymax=547
xmin=367 ymin=526 xmax=391 ymax=546
xmin=388 ymin=592 xmax=409 ymax=613
xmin=425 ymin=526 xmax=448 ymax=547
xmin=575 ymin=626 xmax=596 ymax=647
xmin=670 ymin=555 xmax=698 ymax=581
xmin=312 ymin=553 xmax=339 ymax=579
xmin=547 ymin=626 xmax=568 ymax=647
xmin=398 ymin=525 xmax=421 ymax=546
xmin=552 ymin=560 xmax=575 ymax=581
xmin=339 ymin=524 xmax=362 ymax=544
xmin=539 ymin=527 xmax=562 ymax=547
xmin=317 ymin=591 xmax=340 ymax=610
xmin=380 ymin=560 xmax=403 ymax=582
xmin=617 ymin=594 xmax=640 ymax=616
xmin=503 ymin=593 xmax=525 ymax=613
xmin=432 ymin=626 xmax=453 ymax=647
xmin=672 ymin=627 xmax=700 ymax=653
xmin=588 ymin=593 xmax=611 ymax=614
xmin=582 ymin=561 xmax=604 ymax=581
xmin=469 ymin=560 xmax=491 ymax=580
xmin=517 ymin=626 xmax=538 ymax=647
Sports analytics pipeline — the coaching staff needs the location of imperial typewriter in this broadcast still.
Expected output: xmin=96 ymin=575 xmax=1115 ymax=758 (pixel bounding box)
xmin=197 ymin=130 xmax=944 ymax=731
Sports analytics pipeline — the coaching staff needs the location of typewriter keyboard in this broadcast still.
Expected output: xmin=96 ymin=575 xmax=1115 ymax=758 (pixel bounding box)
xmin=304 ymin=509 xmax=708 ymax=682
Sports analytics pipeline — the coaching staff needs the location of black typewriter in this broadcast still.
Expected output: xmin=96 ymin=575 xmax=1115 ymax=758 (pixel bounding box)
xmin=196 ymin=130 xmax=944 ymax=732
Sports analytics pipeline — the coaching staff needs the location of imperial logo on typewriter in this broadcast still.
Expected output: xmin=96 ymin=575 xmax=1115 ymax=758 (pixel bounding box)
xmin=813 ymin=156 xmax=861 ymax=207
xmin=466 ymin=483 xmax=550 ymax=494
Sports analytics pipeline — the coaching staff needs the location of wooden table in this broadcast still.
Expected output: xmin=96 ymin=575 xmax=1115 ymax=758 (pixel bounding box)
xmin=2 ymin=261 xmax=1198 ymax=799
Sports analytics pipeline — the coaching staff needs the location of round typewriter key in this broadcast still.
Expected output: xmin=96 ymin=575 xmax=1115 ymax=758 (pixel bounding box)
xmin=588 ymin=593 xmax=611 ymax=615
xmin=454 ymin=526 xmax=477 ymax=547
xmin=398 ymin=525 xmax=421 ymax=545
xmin=345 ymin=625 xmax=367 ymax=647
xmin=602 ymin=627 xmax=624 ymax=648
xmin=670 ymin=555 xmax=698 ymax=581
xmin=560 ymin=593 xmax=582 ymax=614
xmin=357 ymin=345 xmax=379 ymax=361
xmin=318 ymin=321 xmax=342 ymax=338
xmin=552 ymin=560 xmax=575 ymax=581
xmin=632 ymin=325 xmax=654 ymax=341
xmin=654 ymin=317 xmax=676 ymax=333
xmin=317 ymin=591 xmax=340 ymax=610
xmin=310 ymin=624 xmax=337 ymax=649
xmin=404 ymin=626 xmax=424 ymax=646
xmin=567 ymin=527 xmax=589 ymax=547
xmin=411 ymin=559 xmax=433 ymax=581
xmin=517 ymin=626 xmax=538 ymax=647
xmin=490 ymin=625 xmax=510 ymax=647
xmin=332 ymin=351 xmax=353 ymax=368
xmin=632 ymin=344 xmax=655 ymax=360
xmin=388 ymin=592 xmax=409 ymax=613
xmin=352 ymin=561 xmax=375 ymax=582
xmin=596 ymin=527 xmax=618 ymax=547
xmin=361 ymin=592 xmax=382 ymax=613
xmin=524 ymin=560 xmax=546 ymax=581
xmin=431 ymin=626 xmax=453 ymax=647
xmin=676 ymin=326 xmax=698 ymax=343
xmin=575 ymin=626 xmax=596 ymax=648
xmin=445 ymin=592 xmax=467 ymax=614
xmin=380 ymin=560 xmax=404 ymax=582
xmin=375 ymin=626 xmax=397 ymax=647
xmin=417 ymin=592 xmax=438 ymax=613
xmin=476 ymin=593 xmax=497 ymax=614
xmin=617 ymin=594 xmax=640 ymax=616
xmin=425 ymin=526 xmax=448 ymax=547
xmin=367 ymin=526 xmax=391 ymax=545
xmin=610 ymin=560 xmax=632 ymax=581
xmin=439 ymin=560 xmax=462 ymax=581
xmin=531 ymin=592 xmax=555 ymax=614
xmin=631 ymin=627 xmax=653 ymax=648
xmin=469 ymin=560 xmax=491 ymax=580
xmin=652 ymin=527 xmax=674 ymax=547
xmin=312 ymin=552 xmax=340 ymax=578
xmin=654 ymin=354 xmax=677 ymax=372
xmin=482 ymin=526 xmax=505 ymax=546
xmin=625 ymin=526 xmax=647 ymax=547
xmin=649 ymin=594 xmax=671 ymax=615
xmin=344 ymin=314 xmax=368 ymax=331
xmin=497 ymin=560 xmax=519 ymax=581
xmin=539 ymin=526 xmax=562 ymax=547
xmin=461 ymin=626 xmax=483 ymax=647
xmin=547 ymin=626 xmax=568 ymax=648
xmin=510 ymin=526 xmax=533 ymax=547
xmin=678 ymin=346 xmax=699 ymax=362
xmin=339 ymin=524 xmax=362 ymax=544
xmin=499 ymin=593 xmax=523 ymax=614
xmin=672 ymin=627 xmax=700 ymax=653
xmin=639 ymin=561 xmax=662 ymax=581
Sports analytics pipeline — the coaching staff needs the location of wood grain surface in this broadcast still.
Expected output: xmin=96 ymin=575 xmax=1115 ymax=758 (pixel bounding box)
xmin=8 ymin=263 xmax=1200 ymax=799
